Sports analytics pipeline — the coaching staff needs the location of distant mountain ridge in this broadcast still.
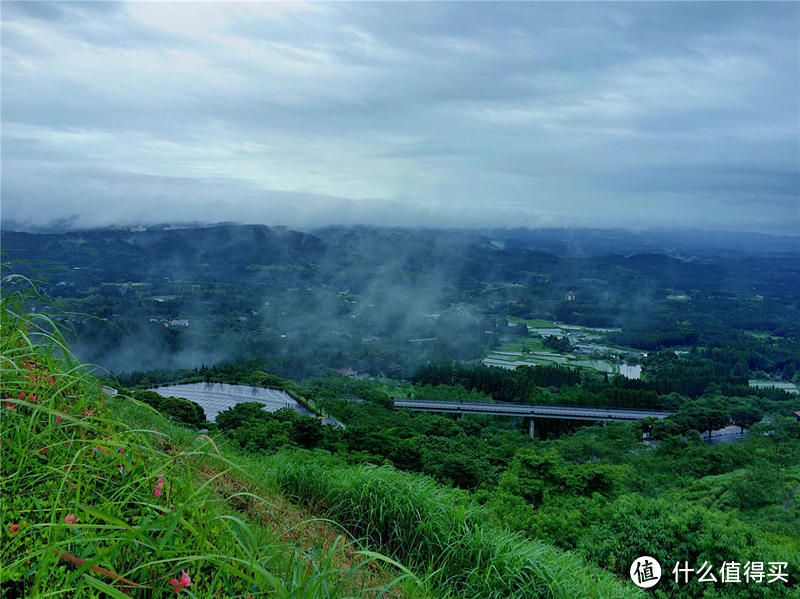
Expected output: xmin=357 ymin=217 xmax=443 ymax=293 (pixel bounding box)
xmin=3 ymin=221 xmax=797 ymax=258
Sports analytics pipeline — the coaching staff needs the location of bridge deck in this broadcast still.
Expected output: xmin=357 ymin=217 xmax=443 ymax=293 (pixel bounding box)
xmin=394 ymin=399 xmax=672 ymax=421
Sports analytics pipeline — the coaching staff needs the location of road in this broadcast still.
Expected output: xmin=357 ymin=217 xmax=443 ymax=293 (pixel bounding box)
xmin=394 ymin=399 xmax=672 ymax=424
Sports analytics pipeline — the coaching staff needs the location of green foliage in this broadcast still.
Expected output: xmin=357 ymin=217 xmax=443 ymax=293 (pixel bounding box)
xmin=301 ymin=376 xmax=394 ymax=406
xmin=217 ymin=402 xmax=336 ymax=452
xmin=262 ymin=452 xmax=642 ymax=599
xmin=579 ymin=494 xmax=799 ymax=598
xmin=542 ymin=335 xmax=571 ymax=353
xmin=0 ymin=290 xmax=412 ymax=598
xmin=669 ymin=396 xmax=731 ymax=437
xmin=499 ymin=447 xmax=629 ymax=505
xmin=411 ymin=383 xmax=491 ymax=403
xmin=132 ymin=390 xmax=206 ymax=426
xmin=414 ymin=361 xmax=581 ymax=400
xmin=246 ymin=369 xmax=286 ymax=389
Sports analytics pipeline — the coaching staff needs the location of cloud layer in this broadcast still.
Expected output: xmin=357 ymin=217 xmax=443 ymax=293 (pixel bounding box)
xmin=2 ymin=2 xmax=798 ymax=233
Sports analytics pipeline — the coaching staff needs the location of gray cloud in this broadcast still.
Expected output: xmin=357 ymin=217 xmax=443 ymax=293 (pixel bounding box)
xmin=2 ymin=1 xmax=798 ymax=234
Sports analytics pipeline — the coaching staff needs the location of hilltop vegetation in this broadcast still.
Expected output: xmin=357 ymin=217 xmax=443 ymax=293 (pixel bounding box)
xmin=2 ymin=289 xmax=652 ymax=598
xmin=0 ymin=292 xmax=425 ymax=598
xmin=102 ymin=360 xmax=800 ymax=598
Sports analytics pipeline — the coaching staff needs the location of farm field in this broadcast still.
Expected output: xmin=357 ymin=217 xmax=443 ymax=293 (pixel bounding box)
xmin=748 ymin=379 xmax=799 ymax=394
xmin=484 ymin=319 xmax=643 ymax=378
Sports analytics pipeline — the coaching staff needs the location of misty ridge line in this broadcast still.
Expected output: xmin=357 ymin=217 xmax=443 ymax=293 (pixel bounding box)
xmin=1 ymin=222 xmax=796 ymax=381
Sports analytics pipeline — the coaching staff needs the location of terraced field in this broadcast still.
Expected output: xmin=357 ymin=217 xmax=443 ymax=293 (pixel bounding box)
xmin=484 ymin=319 xmax=642 ymax=378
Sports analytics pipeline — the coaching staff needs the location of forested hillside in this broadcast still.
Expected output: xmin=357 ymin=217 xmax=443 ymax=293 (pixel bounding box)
xmin=1 ymin=290 xmax=648 ymax=598
xmin=2 ymin=225 xmax=798 ymax=384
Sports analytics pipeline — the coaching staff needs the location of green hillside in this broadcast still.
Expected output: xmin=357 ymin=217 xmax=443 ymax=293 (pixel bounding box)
xmin=1 ymin=292 xmax=424 ymax=598
xmin=1 ymin=291 xmax=644 ymax=597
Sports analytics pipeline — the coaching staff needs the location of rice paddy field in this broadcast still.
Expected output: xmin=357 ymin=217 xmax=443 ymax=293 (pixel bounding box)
xmin=484 ymin=319 xmax=640 ymax=378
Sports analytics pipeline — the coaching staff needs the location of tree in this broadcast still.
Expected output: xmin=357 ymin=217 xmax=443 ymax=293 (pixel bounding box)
xmin=158 ymin=397 xmax=206 ymax=426
xmin=542 ymin=335 xmax=571 ymax=353
xmin=729 ymin=404 xmax=762 ymax=433
xmin=732 ymin=358 xmax=750 ymax=378
xmin=217 ymin=402 xmax=269 ymax=432
xmin=671 ymin=397 xmax=729 ymax=439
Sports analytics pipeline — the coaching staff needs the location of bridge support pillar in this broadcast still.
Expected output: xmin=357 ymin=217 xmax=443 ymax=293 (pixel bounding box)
xmin=456 ymin=413 xmax=464 ymax=421
xmin=528 ymin=418 xmax=535 ymax=439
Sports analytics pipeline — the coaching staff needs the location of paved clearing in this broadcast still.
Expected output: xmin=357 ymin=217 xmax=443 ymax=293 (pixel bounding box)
xmin=149 ymin=382 xmax=313 ymax=422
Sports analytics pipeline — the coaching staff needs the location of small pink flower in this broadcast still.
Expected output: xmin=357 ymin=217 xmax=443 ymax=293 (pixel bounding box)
xmin=169 ymin=570 xmax=192 ymax=593
xmin=154 ymin=487 xmax=162 ymax=498
xmin=64 ymin=514 xmax=77 ymax=524
xmin=38 ymin=447 xmax=47 ymax=455
xmin=9 ymin=524 xmax=19 ymax=534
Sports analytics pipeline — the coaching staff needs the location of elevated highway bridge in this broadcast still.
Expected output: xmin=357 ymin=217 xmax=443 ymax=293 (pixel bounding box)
xmin=393 ymin=399 xmax=673 ymax=438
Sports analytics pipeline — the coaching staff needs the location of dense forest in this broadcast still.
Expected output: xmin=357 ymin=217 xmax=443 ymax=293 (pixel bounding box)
xmin=2 ymin=225 xmax=799 ymax=384
xmin=108 ymin=365 xmax=800 ymax=599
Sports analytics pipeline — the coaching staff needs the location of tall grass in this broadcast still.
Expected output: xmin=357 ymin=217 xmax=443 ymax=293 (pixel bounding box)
xmin=0 ymin=284 xmax=412 ymax=598
xmin=255 ymin=452 xmax=643 ymax=599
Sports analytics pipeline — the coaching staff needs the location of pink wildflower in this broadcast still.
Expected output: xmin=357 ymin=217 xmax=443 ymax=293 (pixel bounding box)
xmin=9 ymin=524 xmax=19 ymax=534
xmin=154 ymin=487 xmax=162 ymax=498
xmin=64 ymin=514 xmax=77 ymax=524
xmin=38 ymin=447 xmax=47 ymax=455
xmin=169 ymin=570 xmax=192 ymax=593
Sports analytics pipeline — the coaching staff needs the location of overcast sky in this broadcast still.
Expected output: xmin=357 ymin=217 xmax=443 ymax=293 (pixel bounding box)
xmin=2 ymin=1 xmax=798 ymax=234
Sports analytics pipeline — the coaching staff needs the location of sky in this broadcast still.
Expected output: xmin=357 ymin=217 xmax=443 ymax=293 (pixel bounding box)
xmin=2 ymin=1 xmax=798 ymax=234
